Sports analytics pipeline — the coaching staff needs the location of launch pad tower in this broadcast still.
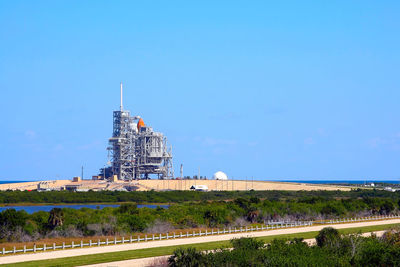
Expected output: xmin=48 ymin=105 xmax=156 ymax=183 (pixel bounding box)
xmin=108 ymin=83 xmax=174 ymax=180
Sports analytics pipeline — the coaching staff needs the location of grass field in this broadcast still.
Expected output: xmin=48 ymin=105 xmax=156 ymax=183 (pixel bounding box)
xmin=2 ymin=223 xmax=399 ymax=267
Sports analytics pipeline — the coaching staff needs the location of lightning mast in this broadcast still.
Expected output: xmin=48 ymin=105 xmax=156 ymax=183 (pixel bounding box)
xmin=120 ymin=82 xmax=123 ymax=111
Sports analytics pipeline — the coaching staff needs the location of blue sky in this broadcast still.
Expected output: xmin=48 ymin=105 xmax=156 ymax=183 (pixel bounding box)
xmin=0 ymin=1 xmax=399 ymax=181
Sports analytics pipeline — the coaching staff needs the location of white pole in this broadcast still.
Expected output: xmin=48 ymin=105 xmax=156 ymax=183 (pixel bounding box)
xmin=120 ymin=82 xmax=123 ymax=111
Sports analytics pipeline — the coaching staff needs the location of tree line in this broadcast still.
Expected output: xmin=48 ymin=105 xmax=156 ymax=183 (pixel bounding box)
xmin=0 ymin=188 xmax=399 ymax=204
xmin=0 ymin=192 xmax=399 ymax=243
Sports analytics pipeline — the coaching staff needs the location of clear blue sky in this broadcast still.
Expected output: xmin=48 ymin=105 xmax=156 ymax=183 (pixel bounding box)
xmin=1 ymin=1 xmax=399 ymax=181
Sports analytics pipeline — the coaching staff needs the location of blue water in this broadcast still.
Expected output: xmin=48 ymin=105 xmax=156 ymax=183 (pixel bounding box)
xmin=0 ymin=181 xmax=29 ymax=184
xmin=0 ymin=204 xmax=169 ymax=214
xmin=280 ymin=180 xmax=400 ymax=184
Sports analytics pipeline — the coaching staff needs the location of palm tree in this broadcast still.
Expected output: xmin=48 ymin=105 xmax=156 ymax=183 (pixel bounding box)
xmin=246 ymin=207 xmax=260 ymax=223
xmin=168 ymin=247 xmax=204 ymax=267
xmin=316 ymin=227 xmax=340 ymax=248
xmin=48 ymin=208 xmax=64 ymax=228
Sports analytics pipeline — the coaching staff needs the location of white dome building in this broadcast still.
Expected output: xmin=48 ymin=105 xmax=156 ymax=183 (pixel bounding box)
xmin=213 ymin=171 xmax=228 ymax=180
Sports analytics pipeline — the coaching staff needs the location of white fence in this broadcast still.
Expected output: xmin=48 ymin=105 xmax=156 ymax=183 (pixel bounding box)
xmin=321 ymin=214 xmax=400 ymax=224
xmin=1 ymin=214 xmax=399 ymax=255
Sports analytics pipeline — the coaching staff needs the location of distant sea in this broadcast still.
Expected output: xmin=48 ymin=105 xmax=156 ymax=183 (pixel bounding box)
xmin=0 ymin=181 xmax=29 ymax=184
xmin=279 ymin=180 xmax=400 ymax=184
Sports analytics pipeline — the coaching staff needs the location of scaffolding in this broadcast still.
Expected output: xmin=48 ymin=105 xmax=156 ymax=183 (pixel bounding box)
xmin=108 ymin=83 xmax=174 ymax=180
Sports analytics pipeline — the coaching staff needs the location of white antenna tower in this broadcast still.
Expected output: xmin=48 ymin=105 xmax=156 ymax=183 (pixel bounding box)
xmin=120 ymin=82 xmax=123 ymax=111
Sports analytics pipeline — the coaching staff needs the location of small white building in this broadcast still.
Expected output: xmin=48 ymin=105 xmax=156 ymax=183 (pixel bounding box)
xmin=190 ymin=185 xmax=208 ymax=192
xmin=213 ymin=171 xmax=228 ymax=180
xmin=384 ymin=187 xmax=397 ymax=192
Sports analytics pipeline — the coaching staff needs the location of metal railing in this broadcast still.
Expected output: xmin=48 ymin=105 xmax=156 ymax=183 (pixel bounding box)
xmin=1 ymin=214 xmax=399 ymax=256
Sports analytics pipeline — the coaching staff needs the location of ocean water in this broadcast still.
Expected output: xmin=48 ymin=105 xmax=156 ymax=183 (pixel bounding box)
xmin=279 ymin=180 xmax=400 ymax=184
xmin=0 ymin=204 xmax=169 ymax=214
xmin=0 ymin=181 xmax=29 ymax=184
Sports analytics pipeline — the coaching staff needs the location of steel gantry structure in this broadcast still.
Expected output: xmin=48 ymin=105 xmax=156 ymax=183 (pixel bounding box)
xmin=108 ymin=83 xmax=174 ymax=180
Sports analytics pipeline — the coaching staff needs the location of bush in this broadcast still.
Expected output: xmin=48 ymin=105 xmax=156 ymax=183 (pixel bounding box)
xmin=145 ymin=220 xmax=174 ymax=234
xmin=231 ymin=237 xmax=264 ymax=250
xmin=168 ymin=247 xmax=205 ymax=267
xmin=316 ymin=227 xmax=340 ymax=248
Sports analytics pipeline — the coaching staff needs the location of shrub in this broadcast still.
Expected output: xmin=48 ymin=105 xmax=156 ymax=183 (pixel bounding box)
xmin=231 ymin=237 xmax=264 ymax=250
xmin=168 ymin=247 xmax=205 ymax=267
xmin=316 ymin=227 xmax=340 ymax=248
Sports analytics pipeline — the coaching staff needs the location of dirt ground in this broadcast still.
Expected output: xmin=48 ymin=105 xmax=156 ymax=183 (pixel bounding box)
xmin=0 ymin=180 xmax=70 ymax=191
xmin=0 ymin=179 xmax=356 ymax=192
xmin=136 ymin=179 xmax=355 ymax=191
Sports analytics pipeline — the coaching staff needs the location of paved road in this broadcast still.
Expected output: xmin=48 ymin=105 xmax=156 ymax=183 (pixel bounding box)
xmin=82 ymin=231 xmax=387 ymax=267
xmin=1 ymin=220 xmax=399 ymax=265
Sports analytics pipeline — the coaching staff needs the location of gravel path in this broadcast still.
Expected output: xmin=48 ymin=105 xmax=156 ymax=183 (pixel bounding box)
xmin=1 ymin=220 xmax=398 ymax=265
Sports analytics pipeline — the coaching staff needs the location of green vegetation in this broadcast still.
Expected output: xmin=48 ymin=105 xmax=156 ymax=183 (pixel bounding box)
xmin=2 ymin=225 xmax=399 ymax=267
xmin=0 ymin=188 xmax=400 ymax=205
xmin=1 ymin=190 xmax=400 ymax=243
xmin=315 ymin=227 xmax=340 ymax=247
xmin=169 ymin=229 xmax=400 ymax=266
